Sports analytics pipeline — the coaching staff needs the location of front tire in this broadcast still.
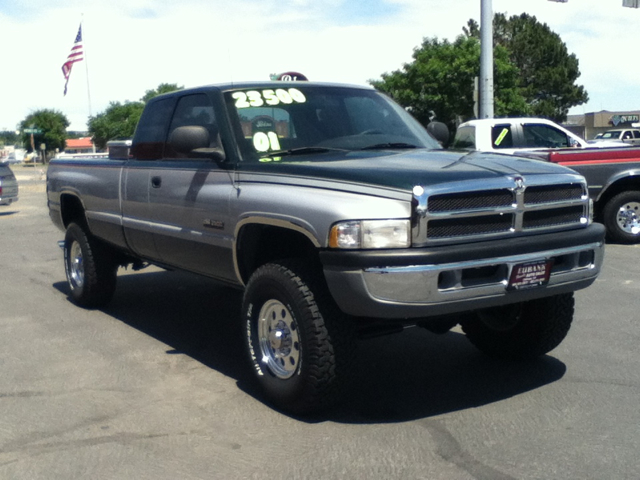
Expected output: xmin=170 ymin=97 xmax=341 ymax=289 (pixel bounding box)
xmin=64 ymin=223 xmax=118 ymax=308
xmin=242 ymin=261 xmax=355 ymax=414
xmin=461 ymin=293 xmax=574 ymax=360
xmin=602 ymin=191 xmax=640 ymax=244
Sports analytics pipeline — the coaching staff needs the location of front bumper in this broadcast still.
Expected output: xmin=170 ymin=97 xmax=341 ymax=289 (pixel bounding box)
xmin=320 ymin=223 xmax=605 ymax=319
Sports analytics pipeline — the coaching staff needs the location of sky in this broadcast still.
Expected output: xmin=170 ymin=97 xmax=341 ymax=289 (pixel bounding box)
xmin=1 ymin=0 xmax=639 ymax=132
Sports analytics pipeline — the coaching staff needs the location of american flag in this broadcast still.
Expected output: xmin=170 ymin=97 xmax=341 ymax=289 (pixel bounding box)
xmin=62 ymin=24 xmax=83 ymax=96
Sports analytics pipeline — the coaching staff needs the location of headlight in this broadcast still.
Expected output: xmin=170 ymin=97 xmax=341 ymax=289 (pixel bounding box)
xmin=329 ymin=220 xmax=411 ymax=249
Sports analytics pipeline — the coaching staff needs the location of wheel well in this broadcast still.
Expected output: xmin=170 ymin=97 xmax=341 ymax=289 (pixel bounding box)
xmin=60 ymin=194 xmax=88 ymax=229
xmin=236 ymin=223 xmax=320 ymax=284
xmin=595 ymin=177 xmax=640 ymax=221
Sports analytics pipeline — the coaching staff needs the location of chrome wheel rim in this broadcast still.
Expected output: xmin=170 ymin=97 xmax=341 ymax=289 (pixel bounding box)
xmin=68 ymin=241 xmax=84 ymax=289
xmin=616 ymin=201 xmax=640 ymax=235
xmin=258 ymin=299 xmax=301 ymax=379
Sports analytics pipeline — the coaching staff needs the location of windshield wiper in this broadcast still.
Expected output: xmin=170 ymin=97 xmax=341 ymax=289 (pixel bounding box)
xmin=261 ymin=147 xmax=347 ymax=158
xmin=360 ymin=142 xmax=419 ymax=150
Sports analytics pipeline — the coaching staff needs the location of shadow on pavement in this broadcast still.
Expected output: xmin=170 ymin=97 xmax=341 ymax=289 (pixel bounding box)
xmin=54 ymin=268 xmax=566 ymax=424
xmin=329 ymin=331 xmax=565 ymax=423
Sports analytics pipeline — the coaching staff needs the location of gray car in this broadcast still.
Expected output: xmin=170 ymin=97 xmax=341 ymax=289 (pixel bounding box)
xmin=0 ymin=164 xmax=19 ymax=206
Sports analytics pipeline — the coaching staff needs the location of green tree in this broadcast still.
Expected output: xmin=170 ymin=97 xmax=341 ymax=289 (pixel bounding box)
xmin=370 ymin=35 xmax=527 ymax=129
xmin=465 ymin=13 xmax=588 ymax=122
xmin=88 ymin=101 xmax=144 ymax=150
xmin=19 ymin=109 xmax=70 ymax=155
xmin=0 ymin=131 xmax=21 ymax=148
xmin=141 ymin=83 xmax=183 ymax=103
xmin=88 ymin=83 xmax=183 ymax=149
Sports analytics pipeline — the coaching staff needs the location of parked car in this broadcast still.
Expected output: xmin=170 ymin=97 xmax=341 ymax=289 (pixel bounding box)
xmin=1 ymin=149 xmax=25 ymax=164
xmin=589 ymin=128 xmax=640 ymax=146
xmin=452 ymin=117 xmax=626 ymax=154
xmin=0 ymin=164 xmax=19 ymax=206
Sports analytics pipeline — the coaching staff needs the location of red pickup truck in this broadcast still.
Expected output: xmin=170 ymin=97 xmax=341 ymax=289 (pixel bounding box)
xmin=542 ymin=147 xmax=640 ymax=244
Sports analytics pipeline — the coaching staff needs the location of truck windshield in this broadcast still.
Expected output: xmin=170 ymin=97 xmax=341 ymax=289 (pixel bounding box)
xmin=601 ymin=131 xmax=622 ymax=139
xmin=224 ymin=85 xmax=441 ymax=161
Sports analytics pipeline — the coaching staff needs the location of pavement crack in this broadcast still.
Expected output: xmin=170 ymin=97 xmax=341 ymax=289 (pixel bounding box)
xmin=421 ymin=419 xmax=517 ymax=480
xmin=0 ymin=391 xmax=46 ymax=399
xmin=1 ymin=432 xmax=170 ymax=459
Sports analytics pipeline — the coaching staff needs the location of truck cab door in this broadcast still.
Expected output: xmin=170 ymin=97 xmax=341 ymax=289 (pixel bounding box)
xmin=145 ymin=93 xmax=237 ymax=282
xmin=121 ymin=96 xmax=176 ymax=262
xmin=122 ymin=164 xmax=160 ymax=261
xmin=147 ymin=159 xmax=236 ymax=281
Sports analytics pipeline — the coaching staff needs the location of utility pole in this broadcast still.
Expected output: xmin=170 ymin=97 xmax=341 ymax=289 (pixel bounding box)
xmin=479 ymin=0 xmax=494 ymax=119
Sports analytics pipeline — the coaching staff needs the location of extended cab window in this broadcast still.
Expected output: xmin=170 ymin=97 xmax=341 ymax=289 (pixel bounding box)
xmin=131 ymin=97 xmax=175 ymax=160
xmin=491 ymin=124 xmax=513 ymax=149
xmin=522 ymin=124 xmax=570 ymax=149
xmin=634 ymin=131 xmax=640 ymax=139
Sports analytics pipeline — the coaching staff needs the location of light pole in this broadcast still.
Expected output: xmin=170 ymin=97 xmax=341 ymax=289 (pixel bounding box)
xmin=479 ymin=0 xmax=494 ymax=119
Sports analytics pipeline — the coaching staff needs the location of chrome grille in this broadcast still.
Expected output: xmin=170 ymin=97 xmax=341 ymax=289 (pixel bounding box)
xmin=412 ymin=175 xmax=589 ymax=246
xmin=428 ymin=214 xmax=514 ymax=239
xmin=524 ymin=184 xmax=583 ymax=204
xmin=428 ymin=189 xmax=513 ymax=212
xmin=523 ymin=206 xmax=584 ymax=229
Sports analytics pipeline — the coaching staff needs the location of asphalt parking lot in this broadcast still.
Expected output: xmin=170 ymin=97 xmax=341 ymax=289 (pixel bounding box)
xmin=1 ymin=173 xmax=639 ymax=479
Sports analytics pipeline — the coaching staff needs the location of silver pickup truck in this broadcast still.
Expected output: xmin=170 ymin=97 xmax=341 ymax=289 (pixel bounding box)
xmin=47 ymin=82 xmax=606 ymax=414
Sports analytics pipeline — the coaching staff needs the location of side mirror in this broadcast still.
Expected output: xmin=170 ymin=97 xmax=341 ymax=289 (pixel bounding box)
xmin=427 ymin=121 xmax=450 ymax=147
xmin=568 ymin=137 xmax=581 ymax=148
xmin=169 ymin=125 xmax=226 ymax=162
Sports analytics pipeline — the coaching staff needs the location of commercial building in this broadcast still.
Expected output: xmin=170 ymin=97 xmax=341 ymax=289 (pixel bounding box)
xmin=565 ymin=110 xmax=640 ymax=140
xmin=64 ymin=137 xmax=95 ymax=154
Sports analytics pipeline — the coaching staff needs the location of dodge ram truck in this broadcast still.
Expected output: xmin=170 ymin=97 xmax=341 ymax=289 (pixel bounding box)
xmin=47 ymin=82 xmax=606 ymax=413
xmin=541 ymin=147 xmax=640 ymax=244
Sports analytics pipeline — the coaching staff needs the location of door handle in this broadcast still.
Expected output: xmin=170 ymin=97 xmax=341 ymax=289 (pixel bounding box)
xmin=151 ymin=176 xmax=162 ymax=188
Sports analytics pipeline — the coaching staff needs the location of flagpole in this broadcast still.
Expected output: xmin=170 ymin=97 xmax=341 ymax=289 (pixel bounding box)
xmin=81 ymin=14 xmax=94 ymax=150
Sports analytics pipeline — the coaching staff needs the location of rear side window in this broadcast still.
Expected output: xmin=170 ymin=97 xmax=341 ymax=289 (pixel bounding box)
xmin=491 ymin=124 xmax=513 ymax=149
xmin=451 ymin=125 xmax=476 ymax=149
xmin=521 ymin=124 xmax=570 ymax=148
xmin=634 ymin=131 xmax=640 ymax=139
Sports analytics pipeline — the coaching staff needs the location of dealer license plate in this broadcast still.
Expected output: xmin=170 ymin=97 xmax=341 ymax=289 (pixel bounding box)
xmin=507 ymin=260 xmax=552 ymax=291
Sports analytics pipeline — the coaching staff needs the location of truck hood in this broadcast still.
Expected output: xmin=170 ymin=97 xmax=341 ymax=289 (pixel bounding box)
xmin=239 ymin=149 xmax=578 ymax=191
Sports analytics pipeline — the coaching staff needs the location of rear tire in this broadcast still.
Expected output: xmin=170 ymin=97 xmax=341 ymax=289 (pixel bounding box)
xmin=242 ymin=260 xmax=355 ymax=414
xmin=64 ymin=223 xmax=118 ymax=308
xmin=461 ymin=293 xmax=574 ymax=360
xmin=602 ymin=191 xmax=640 ymax=244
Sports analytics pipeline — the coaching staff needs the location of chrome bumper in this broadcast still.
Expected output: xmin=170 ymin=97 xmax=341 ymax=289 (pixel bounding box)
xmin=324 ymin=241 xmax=604 ymax=319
